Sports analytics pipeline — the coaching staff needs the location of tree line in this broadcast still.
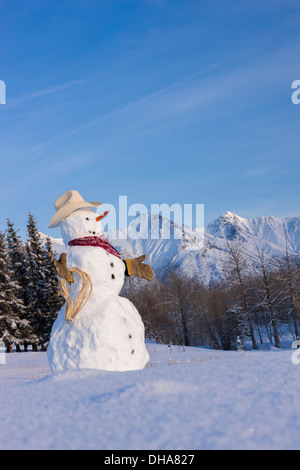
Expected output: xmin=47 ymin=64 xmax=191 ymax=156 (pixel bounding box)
xmin=0 ymin=215 xmax=64 ymax=352
xmin=122 ymin=239 xmax=300 ymax=350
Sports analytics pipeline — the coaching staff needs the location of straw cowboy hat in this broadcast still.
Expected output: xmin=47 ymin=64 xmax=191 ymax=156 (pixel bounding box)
xmin=49 ymin=190 xmax=102 ymax=228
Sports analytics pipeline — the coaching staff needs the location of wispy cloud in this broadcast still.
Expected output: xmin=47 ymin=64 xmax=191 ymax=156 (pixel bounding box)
xmin=54 ymin=40 xmax=300 ymax=147
xmin=6 ymin=79 xmax=85 ymax=108
xmin=3 ymin=39 xmax=299 ymax=159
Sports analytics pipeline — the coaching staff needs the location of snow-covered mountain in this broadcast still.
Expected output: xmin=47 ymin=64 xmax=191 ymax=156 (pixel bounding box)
xmin=42 ymin=211 xmax=300 ymax=285
xmin=201 ymin=211 xmax=300 ymax=283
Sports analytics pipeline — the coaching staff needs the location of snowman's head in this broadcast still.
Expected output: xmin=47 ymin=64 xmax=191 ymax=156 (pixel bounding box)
xmin=59 ymin=208 xmax=104 ymax=245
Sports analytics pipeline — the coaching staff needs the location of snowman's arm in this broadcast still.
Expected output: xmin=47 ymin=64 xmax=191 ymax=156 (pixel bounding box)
xmin=49 ymin=252 xmax=74 ymax=285
xmin=123 ymin=255 xmax=154 ymax=281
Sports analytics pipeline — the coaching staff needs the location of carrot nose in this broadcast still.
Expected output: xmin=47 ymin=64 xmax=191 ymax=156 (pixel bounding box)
xmin=96 ymin=210 xmax=110 ymax=222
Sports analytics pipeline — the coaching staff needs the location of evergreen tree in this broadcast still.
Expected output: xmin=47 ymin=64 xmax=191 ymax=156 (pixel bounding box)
xmin=40 ymin=237 xmax=64 ymax=347
xmin=25 ymin=214 xmax=48 ymax=350
xmin=25 ymin=214 xmax=64 ymax=349
xmin=0 ymin=231 xmax=30 ymax=352
xmin=226 ymin=305 xmax=249 ymax=350
xmin=6 ymin=220 xmax=27 ymax=283
xmin=6 ymin=219 xmax=34 ymax=350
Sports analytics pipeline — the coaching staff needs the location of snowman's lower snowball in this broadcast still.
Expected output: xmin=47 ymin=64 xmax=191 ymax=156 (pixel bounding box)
xmin=47 ymin=290 xmax=149 ymax=372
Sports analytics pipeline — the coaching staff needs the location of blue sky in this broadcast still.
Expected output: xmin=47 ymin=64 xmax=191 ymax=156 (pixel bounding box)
xmin=1 ymin=0 xmax=300 ymax=239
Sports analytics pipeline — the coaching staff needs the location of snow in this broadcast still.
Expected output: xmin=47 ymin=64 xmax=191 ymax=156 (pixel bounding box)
xmin=1 ymin=343 xmax=300 ymax=450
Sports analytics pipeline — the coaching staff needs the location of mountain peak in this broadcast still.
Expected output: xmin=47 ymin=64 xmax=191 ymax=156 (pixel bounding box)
xmin=222 ymin=211 xmax=247 ymax=221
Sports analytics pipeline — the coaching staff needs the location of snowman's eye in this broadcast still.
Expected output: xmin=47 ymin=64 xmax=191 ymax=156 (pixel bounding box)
xmin=86 ymin=218 xmax=89 ymax=220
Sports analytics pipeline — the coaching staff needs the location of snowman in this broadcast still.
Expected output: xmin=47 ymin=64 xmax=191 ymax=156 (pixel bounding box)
xmin=47 ymin=190 xmax=153 ymax=372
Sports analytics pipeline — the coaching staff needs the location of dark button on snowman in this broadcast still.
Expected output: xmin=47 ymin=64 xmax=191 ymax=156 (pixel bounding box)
xmin=47 ymin=190 xmax=152 ymax=372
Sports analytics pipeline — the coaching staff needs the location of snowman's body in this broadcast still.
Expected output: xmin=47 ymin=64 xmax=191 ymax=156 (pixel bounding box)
xmin=47 ymin=209 xmax=150 ymax=372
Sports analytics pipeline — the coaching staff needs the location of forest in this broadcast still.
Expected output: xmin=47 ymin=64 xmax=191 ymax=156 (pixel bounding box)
xmin=0 ymin=215 xmax=63 ymax=352
xmin=123 ymin=239 xmax=300 ymax=351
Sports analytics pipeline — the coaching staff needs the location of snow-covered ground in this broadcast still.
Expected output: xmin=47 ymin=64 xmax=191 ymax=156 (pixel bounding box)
xmin=1 ymin=342 xmax=300 ymax=450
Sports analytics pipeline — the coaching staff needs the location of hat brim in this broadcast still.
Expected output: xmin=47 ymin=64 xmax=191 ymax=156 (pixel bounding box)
xmin=49 ymin=201 xmax=102 ymax=228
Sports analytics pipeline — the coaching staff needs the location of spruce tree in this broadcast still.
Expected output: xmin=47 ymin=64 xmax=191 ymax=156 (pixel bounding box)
xmin=25 ymin=214 xmax=48 ymax=350
xmin=40 ymin=237 xmax=64 ymax=348
xmin=226 ymin=305 xmax=249 ymax=350
xmin=25 ymin=214 xmax=64 ymax=350
xmin=0 ymin=231 xmax=30 ymax=352
xmin=6 ymin=219 xmax=29 ymax=302
xmin=6 ymin=219 xmax=34 ymax=350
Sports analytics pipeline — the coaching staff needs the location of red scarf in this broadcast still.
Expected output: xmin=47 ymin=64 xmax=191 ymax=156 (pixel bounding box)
xmin=68 ymin=235 xmax=121 ymax=259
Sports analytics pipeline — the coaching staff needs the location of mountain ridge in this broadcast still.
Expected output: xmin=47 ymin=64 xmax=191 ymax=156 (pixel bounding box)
xmin=41 ymin=211 xmax=300 ymax=285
